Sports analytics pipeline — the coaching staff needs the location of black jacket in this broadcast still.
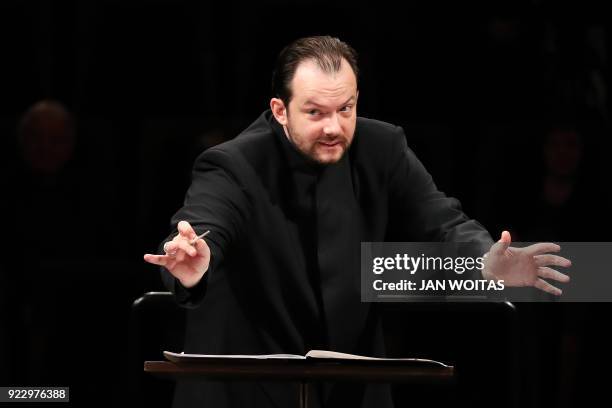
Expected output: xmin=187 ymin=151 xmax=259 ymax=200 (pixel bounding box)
xmin=160 ymin=110 xmax=493 ymax=408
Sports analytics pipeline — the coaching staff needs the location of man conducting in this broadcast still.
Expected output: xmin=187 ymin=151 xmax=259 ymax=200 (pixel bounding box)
xmin=144 ymin=36 xmax=570 ymax=408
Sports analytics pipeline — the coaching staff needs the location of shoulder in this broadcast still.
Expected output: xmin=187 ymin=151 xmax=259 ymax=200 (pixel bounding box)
xmin=356 ymin=116 xmax=402 ymax=136
xmin=192 ymin=112 xmax=280 ymax=181
xmin=352 ymin=116 xmax=410 ymax=165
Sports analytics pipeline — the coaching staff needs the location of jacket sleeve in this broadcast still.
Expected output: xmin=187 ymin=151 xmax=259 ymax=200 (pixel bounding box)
xmin=159 ymin=147 xmax=251 ymax=308
xmin=386 ymin=125 xmax=494 ymax=254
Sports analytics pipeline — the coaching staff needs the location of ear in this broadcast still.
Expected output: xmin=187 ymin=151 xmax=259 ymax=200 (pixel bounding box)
xmin=270 ymin=98 xmax=288 ymax=126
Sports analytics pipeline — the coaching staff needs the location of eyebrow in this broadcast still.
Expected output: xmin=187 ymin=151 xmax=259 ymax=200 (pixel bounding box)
xmin=302 ymin=96 xmax=356 ymax=108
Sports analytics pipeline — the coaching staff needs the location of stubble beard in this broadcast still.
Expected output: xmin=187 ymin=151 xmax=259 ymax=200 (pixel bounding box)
xmin=285 ymin=122 xmax=352 ymax=165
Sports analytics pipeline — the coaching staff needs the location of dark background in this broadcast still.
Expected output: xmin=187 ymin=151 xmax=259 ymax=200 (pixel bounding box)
xmin=1 ymin=0 xmax=611 ymax=407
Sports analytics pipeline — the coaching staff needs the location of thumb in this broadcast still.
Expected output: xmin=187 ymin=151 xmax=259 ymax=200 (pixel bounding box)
xmin=497 ymin=230 xmax=511 ymax=251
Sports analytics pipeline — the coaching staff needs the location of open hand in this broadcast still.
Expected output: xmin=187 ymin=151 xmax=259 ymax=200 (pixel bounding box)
xmin=483 ymin=231 xmax=571 ymax=296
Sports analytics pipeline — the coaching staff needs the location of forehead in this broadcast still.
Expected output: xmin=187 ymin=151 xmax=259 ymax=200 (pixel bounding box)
xmin=290 ymin=58 xmax=357 ymax=105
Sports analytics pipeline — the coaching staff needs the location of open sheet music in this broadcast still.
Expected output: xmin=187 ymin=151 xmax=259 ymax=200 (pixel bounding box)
xmin=164 ymin=350 xmax=450 ymax=367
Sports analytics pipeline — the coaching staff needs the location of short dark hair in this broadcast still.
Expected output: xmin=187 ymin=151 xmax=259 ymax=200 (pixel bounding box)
xmin=271 ymin=36 xmax=359 ymax=106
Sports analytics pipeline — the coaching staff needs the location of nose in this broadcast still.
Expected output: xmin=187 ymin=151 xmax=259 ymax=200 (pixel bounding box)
xmin=323 ymin=113 xmax=342 ymax=136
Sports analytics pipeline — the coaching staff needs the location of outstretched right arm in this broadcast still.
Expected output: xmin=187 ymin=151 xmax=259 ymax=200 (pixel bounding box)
xmin=144 ymin=148 xmax=250 ymax=307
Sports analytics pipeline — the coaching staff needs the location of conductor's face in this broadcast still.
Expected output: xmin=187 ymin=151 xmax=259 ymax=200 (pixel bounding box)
xmin=271 ymin=58 xmax=358 ymax=164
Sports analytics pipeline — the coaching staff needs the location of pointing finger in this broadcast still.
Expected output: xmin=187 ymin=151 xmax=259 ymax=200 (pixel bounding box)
xmin=144 ymin=254 xmax=169 ymax=267
xmin=525 ymin=243 xmax=561 ymax=256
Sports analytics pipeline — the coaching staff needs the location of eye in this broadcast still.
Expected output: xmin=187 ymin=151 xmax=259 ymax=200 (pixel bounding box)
xmin=340 ymin=105 xmax=353 ymax=112
xmin=308 ymin=109 xmax=320 ymax=116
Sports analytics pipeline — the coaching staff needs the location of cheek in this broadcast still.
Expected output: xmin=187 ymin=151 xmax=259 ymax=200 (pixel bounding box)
xmin=298 ymin=123 xmax=323 ymax=144
xmin=342 ymin=120 xmax=356 ymax=140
